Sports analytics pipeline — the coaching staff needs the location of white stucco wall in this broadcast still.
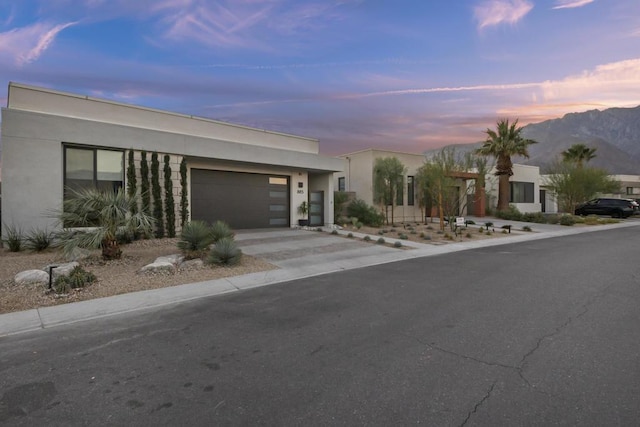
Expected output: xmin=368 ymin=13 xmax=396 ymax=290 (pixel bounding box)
xmin=486 ymin=164 xmax=541 ymax=213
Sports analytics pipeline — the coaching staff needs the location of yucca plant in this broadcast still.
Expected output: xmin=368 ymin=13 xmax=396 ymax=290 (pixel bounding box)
xmin=207 ymin=237 xmax=242 ymax=266
xmin=24 ymin=228 xmax=53 ymax=252
xmin=210 ymin=220 xmax=234 ymax=243
xmin=177 ymin=220 xmax=213 ymax=259
xmin=55 ymin=187 xmax=154 ymax=260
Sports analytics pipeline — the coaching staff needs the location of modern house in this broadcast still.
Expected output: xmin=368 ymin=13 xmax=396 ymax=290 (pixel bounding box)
xmin=0 ymin=83 xmax=344 ymax=237
xmin=334 ymin=148 xmax=549 ymax=220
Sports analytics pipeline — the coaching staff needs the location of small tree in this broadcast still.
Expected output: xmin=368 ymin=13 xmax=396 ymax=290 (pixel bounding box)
xmin=151 ymin=152 xmax=164 ymax=238
xmin=126 ymin=149 xmax=138 ymax=214
xmin=179 ymin=157 xmax=189 ymax=228
xmin=373 ymin=157 xmax=406 ymax=224
xmin=163 ymin=155 xmax=176 ymax=237
xmin=544 ymin=160 xmax=619 ymax=213
xmin=418 ymin=148 xmax=474 ymax=231
xmin=140 ymin=151 xmax=151 ymax=216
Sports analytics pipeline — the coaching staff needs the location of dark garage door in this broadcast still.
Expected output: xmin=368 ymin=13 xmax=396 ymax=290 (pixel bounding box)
xmin=191 ymin=169 xmax=290 ymax=229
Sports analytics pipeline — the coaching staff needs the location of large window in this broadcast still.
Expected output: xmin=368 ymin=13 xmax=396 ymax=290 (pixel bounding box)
xmin=510 ymin=181 xmax=534 ymax=203
xmin=407 ymin=176 xmax=415 ymax=206
xmin=64 ymin=146 xmax=124 ymax=198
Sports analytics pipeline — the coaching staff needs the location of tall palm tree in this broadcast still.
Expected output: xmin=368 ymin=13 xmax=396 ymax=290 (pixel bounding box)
xmin=561 ymin=143 xmax=596 ymax=167
xmin=476 ymin=119 xmax=537 ymax=212
xmin=56 ymin=187 xmax=154 ymax=260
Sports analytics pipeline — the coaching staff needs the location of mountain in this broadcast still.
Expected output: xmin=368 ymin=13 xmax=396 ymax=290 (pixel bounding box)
xmin=440 ymin=105 xmax=640 ymax=174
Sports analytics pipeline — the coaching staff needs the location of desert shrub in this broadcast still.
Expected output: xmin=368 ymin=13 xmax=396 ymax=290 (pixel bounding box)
xmin=210 ymin=220 xmax=234 ymax=242
xmin=522 ymin=225 xmax=532 ymax=232
xmin=346 ymin=199 xmax=384 ymax=227
xmin=378 ymin=230 xmax=384 ymax=235
xmin=24 ymin=228 xmax=53 ymax=252
xmin=350 ymin=217 xmax=359 ymax=227
xmin=376 ymin=237 xmax=385 ymax=244
xmin=207 ymin=238 xmax=242 ymax=266
xmin=347 ymin=233 xmax=354 ymax=238
xmin=495 ymin=206 xmax=522 ymax=221
xmin=559 ymin=214 xmax=576 ymax=226
xmin=423 ymin=235 xmax=431 ymax=240
xmin=465 ymin=232 xmax=473 ymax=238
xmin=178 ymin=221 xmax=213 ymax=258
xmin=502 ymin=230 xmax=508 ymax=234
xmin=419 ymin=232 xmax=425 ymax=238
xmin=398 ymin=233 xmax=408 ymax=240
xmin=363 ymin=235 xmax=371 ymax=241
xmin=390 ymin=228 xmax=397 ymax=233
xmin=410 ymin=230 xmax=417 ymax=235
xmin=316 ymin=227 xmax=323 ymax=232
xmin=436 ymin=230 xmax=443 ymax=235
xmin=3 ymin=224 xmax=23 ymax=252
xmin=331 ymin=230 xmax=338 ymax=235
xmin=444 ymin=233 xmax=453 ymax=240
xmin=485 ymin=231 xmax=492 ymax=235
xmin=393 ymin=241 xmax=402 ymax=248
xmin=426 ymin=225 xmax=433 ymax=230
xmin=54 ymin=266 xmax=97 ymax=294
xmin=522 ymin=212 xmax=546 ymax=223
xmin=546 ymin=215 xmax=560 ymax=224
xmin=356 ymin=222 xmax=363 ymax=230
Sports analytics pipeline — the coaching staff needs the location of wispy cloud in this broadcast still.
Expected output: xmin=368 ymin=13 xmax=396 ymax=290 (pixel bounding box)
xmin=552 ymin=0 xmax=595 ymax=10
xmin=0 ymin=21 xmax=76 ymax=66
xmin=474 ymin=0 xmax=534 ymax=30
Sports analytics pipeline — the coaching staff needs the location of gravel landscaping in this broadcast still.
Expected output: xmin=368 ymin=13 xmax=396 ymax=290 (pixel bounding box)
xmin=0 ymin=238 xmax=277 ymax=315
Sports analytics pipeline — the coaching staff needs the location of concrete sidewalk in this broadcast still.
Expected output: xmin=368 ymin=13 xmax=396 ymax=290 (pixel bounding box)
xmin=2 ymin=218 xmax=638 ymax=337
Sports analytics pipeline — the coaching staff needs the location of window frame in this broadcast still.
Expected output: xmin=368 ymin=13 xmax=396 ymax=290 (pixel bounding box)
xmin=63 ymin=144 xmax=125 ymax=198
xmin=509 ymin=181 xmax=535 ymax=203
xmin=407 ymin=176 xmax=415 ymax=206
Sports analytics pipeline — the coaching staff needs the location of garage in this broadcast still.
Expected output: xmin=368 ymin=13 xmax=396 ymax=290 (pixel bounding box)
xmin=191 ymin=169 xmax=290 ymax=229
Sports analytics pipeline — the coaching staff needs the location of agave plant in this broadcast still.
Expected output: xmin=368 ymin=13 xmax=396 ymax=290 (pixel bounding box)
xmin=210 ymin=220 xmax=234 ymax=243
xmin=207 ymin=237 xmax=242 ymax=266
xmin=177 ymin=220 xmax=213 ymax=259
xmin=55 ymin=187 xmax=154 ymax=260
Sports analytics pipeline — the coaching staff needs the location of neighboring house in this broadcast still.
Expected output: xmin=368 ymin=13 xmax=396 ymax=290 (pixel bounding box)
xmin=1 ymin=83 xmax=344 ymax=237
xmin=335 ymin=148 xmax=550 ymax=220
xmin=486 ymin=164 xmax=544 ymax=214
xmin=334 ymin=148 xmax=485 ymax=223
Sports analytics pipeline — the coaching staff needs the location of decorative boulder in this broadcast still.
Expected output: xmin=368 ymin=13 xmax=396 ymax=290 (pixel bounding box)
xmin=15 ymin=270 xmax=50 ymax=286
xmin=154 ymin=254 xmax=184 ymax=266
xmin=43 ymin=262 xmax=80 ymax=280
xmin=139 ymin=261 xmax=175 ymax=274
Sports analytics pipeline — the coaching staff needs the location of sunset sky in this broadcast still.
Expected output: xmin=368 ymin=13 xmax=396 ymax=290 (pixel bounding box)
xmin=1 ymin=0 xmax=639 ymax=155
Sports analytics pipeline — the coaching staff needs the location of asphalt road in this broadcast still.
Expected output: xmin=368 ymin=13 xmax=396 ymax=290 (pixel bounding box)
xmin=1 ymin=227 xmax=639 ymax=426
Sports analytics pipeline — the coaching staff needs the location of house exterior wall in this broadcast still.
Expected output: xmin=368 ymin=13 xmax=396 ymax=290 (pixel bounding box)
xmin=486 ymin=164 xmax=542 ymax=213
xmin=335 ymin=149 xmax=437 ymax=223
xmin=1 ymin=83 xmax=344 ymax=236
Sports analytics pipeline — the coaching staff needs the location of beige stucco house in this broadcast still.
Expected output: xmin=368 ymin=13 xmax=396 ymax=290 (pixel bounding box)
xmin=1 ymin=83 xmax=344 ymax=237
xmin=334 ymin=148 xmax=552 ymax=221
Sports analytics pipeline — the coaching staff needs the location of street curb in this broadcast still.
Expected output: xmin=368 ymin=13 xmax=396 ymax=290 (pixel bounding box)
xmin=1 ymin=221 xmax=638 ymax=337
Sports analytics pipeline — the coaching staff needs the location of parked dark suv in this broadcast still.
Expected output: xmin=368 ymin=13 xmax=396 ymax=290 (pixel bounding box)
xmin=574 ymin=198 xmax=635 ymax=218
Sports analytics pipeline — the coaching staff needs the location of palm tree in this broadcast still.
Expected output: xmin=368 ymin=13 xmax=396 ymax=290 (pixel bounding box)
xmin=561 ymin=143 xmax=596 ymax=167
xmin=56 ymin=187 xmax=154 ymax=260
xmin=476 ymin=119 xmax=537 ymax=212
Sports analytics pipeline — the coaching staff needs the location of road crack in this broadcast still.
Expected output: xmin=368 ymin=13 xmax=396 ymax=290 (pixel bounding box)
xmin=460 ymin=382 xmax=495 ymax=426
